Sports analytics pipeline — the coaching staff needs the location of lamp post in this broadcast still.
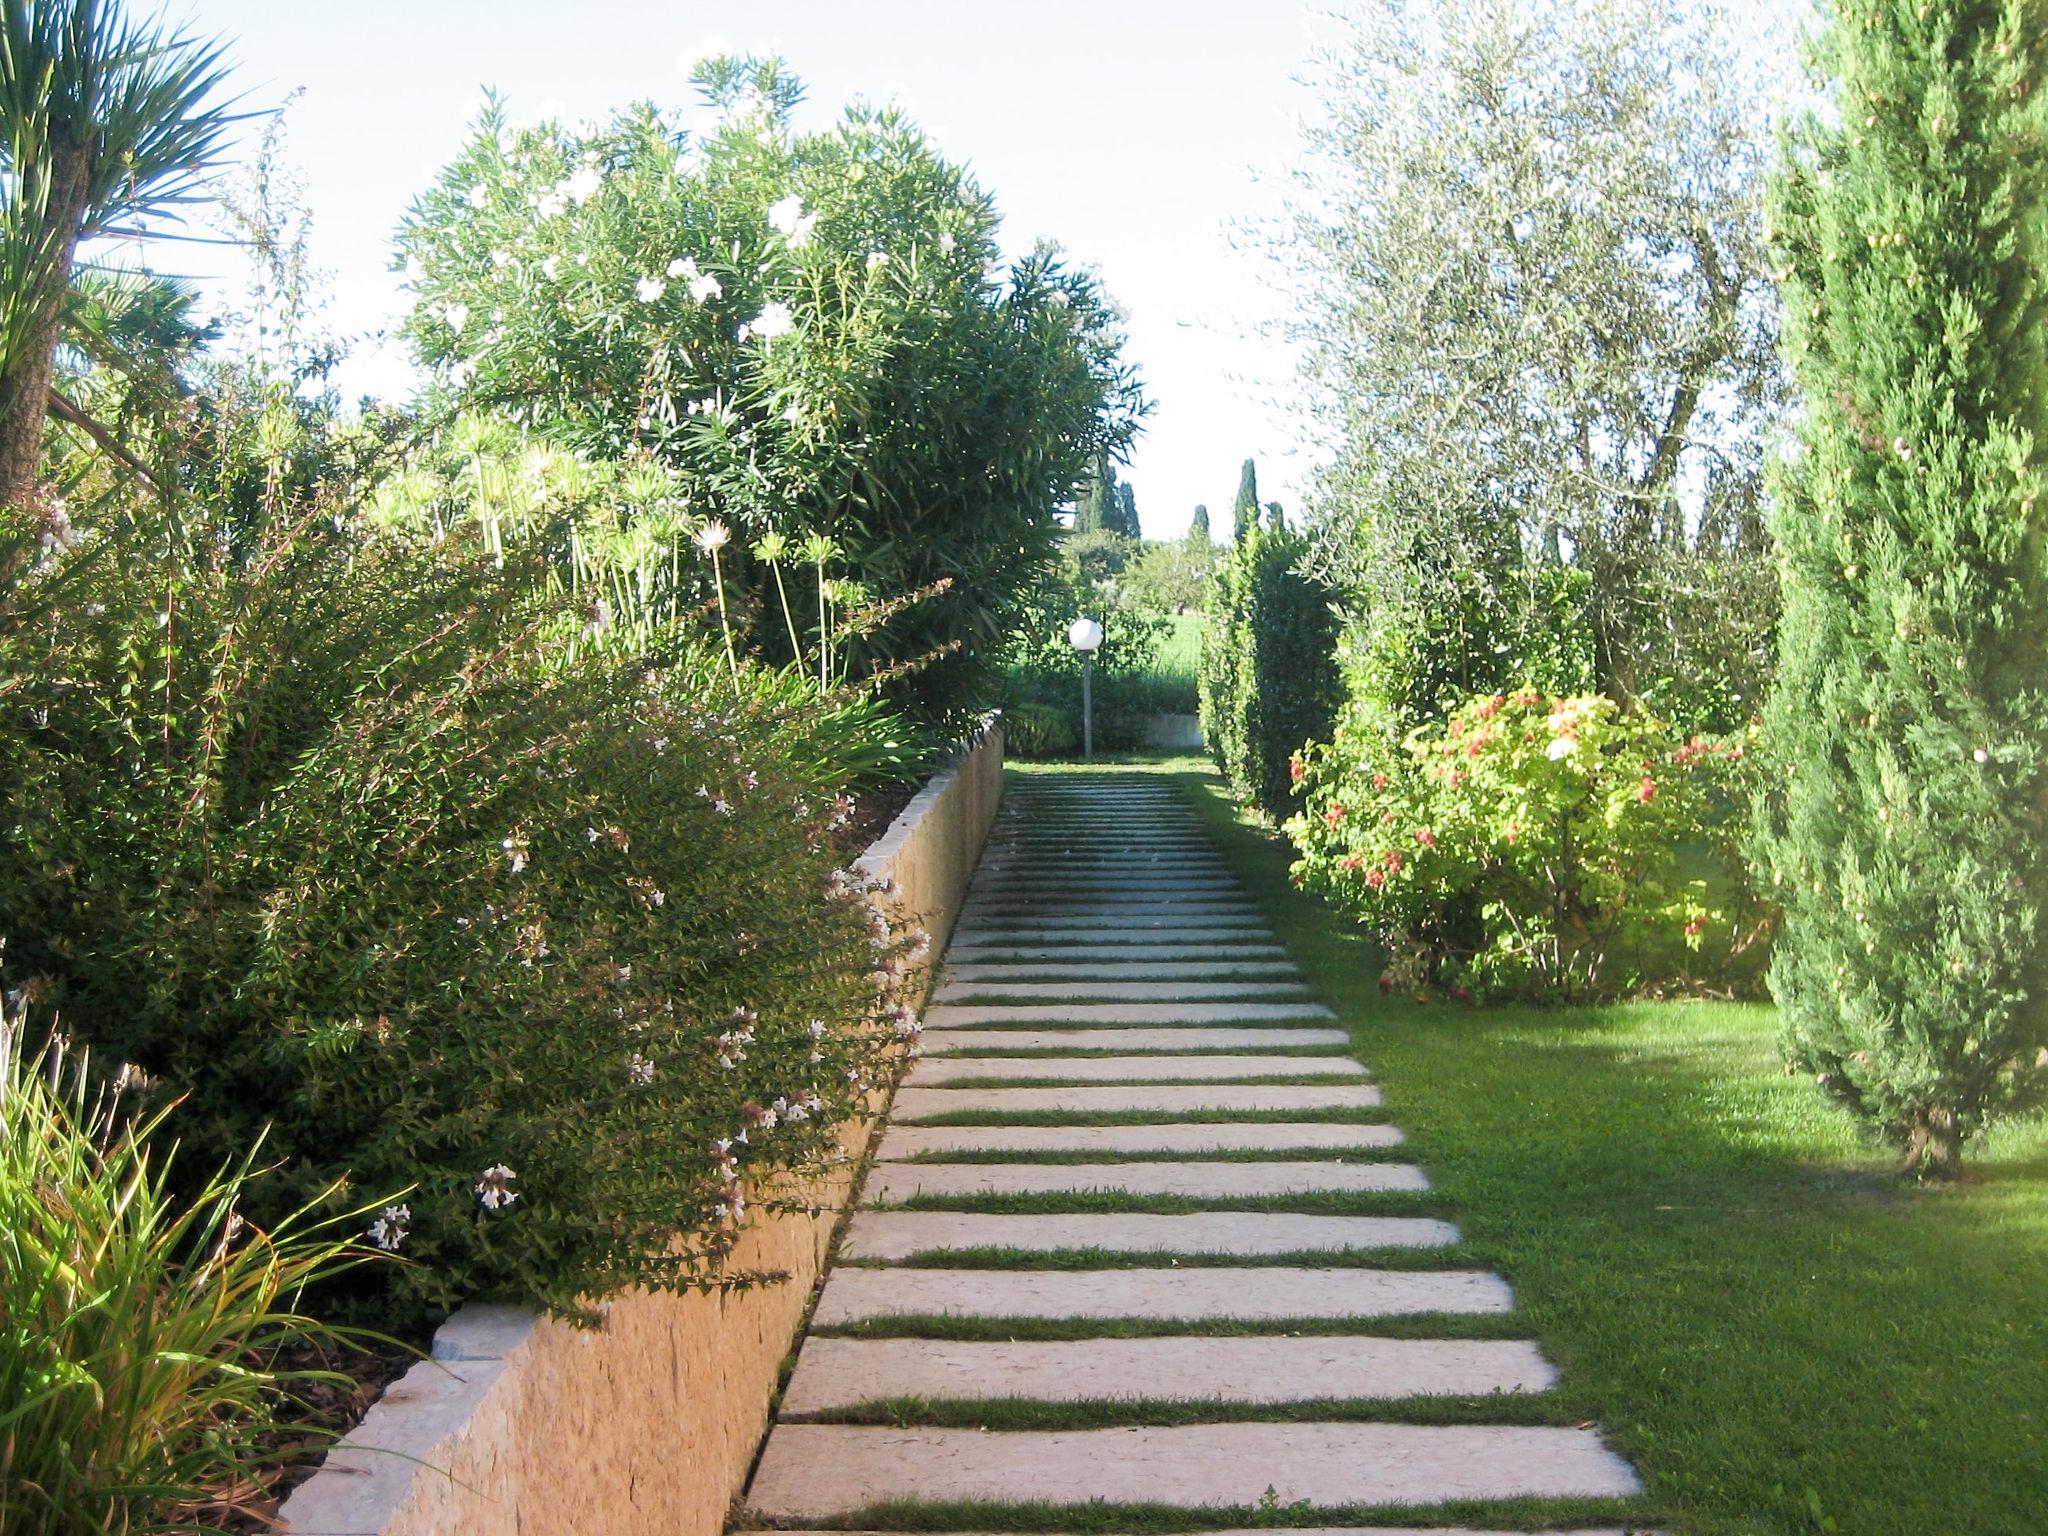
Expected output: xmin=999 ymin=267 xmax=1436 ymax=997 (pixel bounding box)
xmin=1068 ymin=617 xmax=1104 ymax=760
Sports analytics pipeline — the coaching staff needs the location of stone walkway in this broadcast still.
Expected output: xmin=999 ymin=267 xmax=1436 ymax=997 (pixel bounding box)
xmin=743 ymin=773 xmax=1640 ymax=1532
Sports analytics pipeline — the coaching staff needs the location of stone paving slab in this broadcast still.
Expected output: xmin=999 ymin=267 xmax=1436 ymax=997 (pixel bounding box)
xmin=742 ymin=1529 xmax=1634 ymax=1536
xmin=746 ymin=1422 xmax=1640 ymax=1516
xmin=944 ymin=944 xmax=1289 ymax=962
xmin=950 ymin=916 xmax=1276 ymax=935
xmin=890 ymin=1083 xmax=1382 ymax=1119
xmin=864 ymin=1159 xmax=1429 ymax=1202
xmin=839 ymin=1211 xmax=1457 ymax=1261
xmin=810 ymin=1265 xmax=1510 ymax=1325
xmin=962 ymin=901 xmax=1261 ymax=913
xmin=934 ymin=979 xmax=1312 ymax=1004
xmin=946 ymin=933 xmax=1277 ymax=958
xmin=944 ymin=962 xmax=1301 ymax=982
xmin=925 ymin=1002 xmax=1333 ymax=1027
xmin=906 ymin=1054 xmax=1370 ymax=1087
xmin=924 ymin=1027 xmax=1345 ymax=1054
xmin=780 ymin=1335 xmax=1555 ymax=1415
xmin=876 ymin=1122 xmax=1407 ymax=1159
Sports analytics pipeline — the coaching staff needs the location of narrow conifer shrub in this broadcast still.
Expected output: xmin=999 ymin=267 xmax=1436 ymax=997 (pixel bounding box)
xmin=1754 ymin=0 xmax=2048 ymax=1174
xmin=1199 ymin=525 xmax=1342 ymax=818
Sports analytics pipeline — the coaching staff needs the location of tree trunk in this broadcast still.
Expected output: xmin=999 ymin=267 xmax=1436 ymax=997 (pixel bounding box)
xmin=1901 ymin=1105 xmax=1964 ymax=1179
xmin=0 ymin=142 xmax=95 ymax=514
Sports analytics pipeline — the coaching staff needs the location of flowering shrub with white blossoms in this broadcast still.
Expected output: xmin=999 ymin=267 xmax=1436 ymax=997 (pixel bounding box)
xmin=1286 ymin=689 xmax=1767 ymax=1000
xmin=0 ymin=479 xmax=925 ymax=1324
xmin=393 ymin=54 xmax=1143 ymax=724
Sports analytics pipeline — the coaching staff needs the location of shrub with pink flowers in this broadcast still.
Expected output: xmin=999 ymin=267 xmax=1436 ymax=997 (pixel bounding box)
xmin=1286 ymin=689 xmax=1768 ymax=999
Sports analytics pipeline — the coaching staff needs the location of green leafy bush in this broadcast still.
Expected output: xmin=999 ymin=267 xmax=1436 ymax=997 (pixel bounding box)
xmin=0 ymin=492 xmax=916 ymax=1321
xmin=1199 ymin=525 xmax=1342 ymax=816
xmin=1002 ymin=700 xmax=1078 ymax=759
xmin=1753 ymin=0 xmax=2048 ymax=1174
xmin=1287 ymin=689 xmax=1765 ymax=999
xmin=395 ymin=62 xmax=1144 ymax=725
xmin=0 ymin=1014 xmax=382 ymax=1535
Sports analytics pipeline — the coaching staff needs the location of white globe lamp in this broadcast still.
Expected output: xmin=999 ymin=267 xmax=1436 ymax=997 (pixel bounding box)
xmin=1068 ymin=617 xmax=1104 ymax=758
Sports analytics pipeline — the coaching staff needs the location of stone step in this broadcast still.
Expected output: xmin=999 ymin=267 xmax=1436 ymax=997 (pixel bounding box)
xmin=944 ymin=944 xmax=1289 ymax=962
xmin=934 ymin=980 xmax=1311 ymax=1004
xmin=877 ymin=1121 xmax=1406 ymax=1159
xmin=890 ymin=1083 xmax=1382 ymax=1119
xmin=838 ymin=1210 xmax=1457 ymax=1261
xmin=742 ymin=1528 xmax=1633 ymax=1536
xmin=906 ymin=1055 xmax=1369 ymax=1087
xmin=924 ymin=1002 xmax=1334 ymax=1027
xmin=864 ymin=1159 xmax=1428 ymax=1202
xmin=745 ymin=1422 xmax=1641 ymax=1517
xmin=811 ymin=1264 xmax=1510 ymax=1326
xmin=946 ymin=933 xmax=1277 ymax=958
xmin=951 ymin=915 xmax=1274 ymax=934
xmin=779 ymin=1335 xmax=1556 ymax=1415
xmin=924 ymin=1027 xmax=1346 ymax=1054
xmin=944 ymin=962 xmax=1301 ymax=982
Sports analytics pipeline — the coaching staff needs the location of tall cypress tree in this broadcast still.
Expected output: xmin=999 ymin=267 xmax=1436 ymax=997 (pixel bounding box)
xmin=1072 ymin=451 xmax=1111 ymax=533
xmin=1232 ymin=458 xmax=1260 ymax=539
xmin=1115 ymin=482 xmax=1141 ymax=538
xmin=1755 ymin=0 xmax=2048 ymax=1175
xmin=1187 ymin=503 xmax=1211 ymax=546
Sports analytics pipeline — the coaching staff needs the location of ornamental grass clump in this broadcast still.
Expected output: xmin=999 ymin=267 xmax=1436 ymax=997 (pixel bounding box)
xmin=1288 ymin=689 xmax=1764 ymax=999
xmin=0 ymin=1010 xmax=382 ymax=1535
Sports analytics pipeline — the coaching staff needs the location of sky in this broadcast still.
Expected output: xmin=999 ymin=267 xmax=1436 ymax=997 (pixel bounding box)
xmin=170 ymin=0 xmax=1331 ymax=542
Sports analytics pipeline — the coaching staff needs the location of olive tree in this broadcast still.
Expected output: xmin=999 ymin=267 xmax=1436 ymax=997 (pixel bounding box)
xmin=1265 ymin=0 xmax=1789 ymax=730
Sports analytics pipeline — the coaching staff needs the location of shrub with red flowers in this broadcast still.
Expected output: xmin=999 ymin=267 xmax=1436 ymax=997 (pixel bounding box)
xmin=1286 ymin=689 xmax=1768 ymax=999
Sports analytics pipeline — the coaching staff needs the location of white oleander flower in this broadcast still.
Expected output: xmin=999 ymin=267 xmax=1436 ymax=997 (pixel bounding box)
xmin=466 ymin=184 xmax=489 ymax=209
xmin=865 ymin=250 xmax=888 ymax=270
xmin=767 ymin=194 xmax=807 ymax=235
xmin=565 ymin=164 xmax=602 ymax=203
xmin=636 ymin=276 xmax=666 ymax=303
xmin=688 ymin=270 xmax=722 ymax=302
xmin=745 ymin=302 xmax=795 ymax=342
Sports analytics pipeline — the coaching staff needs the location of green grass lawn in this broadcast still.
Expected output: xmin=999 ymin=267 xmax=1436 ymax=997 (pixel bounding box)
xmin=1100 ymin=760 xmax=2048 ymax=1536
xmin=1153 ymin=613 xmax=1205 ymax=680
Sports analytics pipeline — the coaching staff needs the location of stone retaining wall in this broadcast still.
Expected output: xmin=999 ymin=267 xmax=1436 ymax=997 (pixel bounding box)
xmin=279 ymin=721 xmax=1005 ymax=1536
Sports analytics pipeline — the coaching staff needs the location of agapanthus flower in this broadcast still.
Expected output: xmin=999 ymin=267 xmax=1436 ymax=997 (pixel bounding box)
xmin=693 ymin=520 xmax=731 ymax=553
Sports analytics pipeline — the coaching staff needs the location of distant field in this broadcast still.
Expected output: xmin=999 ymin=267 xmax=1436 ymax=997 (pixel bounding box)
xmin=1151 ymin=613 xmax=1205 ymax=686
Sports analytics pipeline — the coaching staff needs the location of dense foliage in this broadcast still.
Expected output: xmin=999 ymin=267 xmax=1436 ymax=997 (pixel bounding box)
xmin=1289 ymin=690 xmax=1761 ymax=999
xmin=1199 ymin=523 xmax=1341 ymax=816
xmin=395 ymin=60 xmax=1143 ymax=724
xmin=0 ymin=461 xmax=914 ymax=1320
xmin=1752 ymin=0 xmax=2048 ymax=1174
xmin=1000 ymin=543 xmax=1167 ymax=757
xmin=1269 ymin=0 xmax=1786 ymax=734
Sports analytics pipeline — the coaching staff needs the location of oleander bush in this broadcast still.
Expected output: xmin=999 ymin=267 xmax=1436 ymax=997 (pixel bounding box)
xmin=1200 ymin=524 xmax=1342 ymax=816
xmin=1287 ymin=688 xmax=1767 ymax=999
xmin=0 ymin=489 xmax=920 ymax=1321
xmin=396 ymin=58 xmax=1143 ymax=726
